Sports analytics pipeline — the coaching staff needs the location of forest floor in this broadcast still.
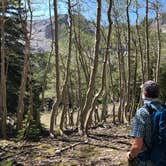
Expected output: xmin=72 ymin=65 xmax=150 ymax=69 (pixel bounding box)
xmin=0 ymin=112 xmax=131 ymax=166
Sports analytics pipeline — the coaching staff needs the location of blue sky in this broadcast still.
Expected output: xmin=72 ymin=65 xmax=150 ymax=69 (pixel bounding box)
xmin=31 ymin=0 xmax=166 ymax=24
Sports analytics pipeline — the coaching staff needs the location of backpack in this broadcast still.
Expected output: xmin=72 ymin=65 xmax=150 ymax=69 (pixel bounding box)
xmin=144 ymin=101 xmax=166 ymax=166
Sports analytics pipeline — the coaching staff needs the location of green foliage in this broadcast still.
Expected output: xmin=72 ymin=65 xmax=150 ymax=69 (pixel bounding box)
xmin=1 ymin=1 xmax=25 ymax=114
xmin=2 ymin=0 xmax=166 ymax=138
xmin=0 ymin=160 xmax=12 ymax=166
xmin=25 ymin=120 xmax=42 ymax=141
xmin=17 ymin=115 xmax=42 ymax=141
xmin=159 ymin=67 xmax=166 ymax=102
xmin=31 ymin=53 xmax=55 ymax=99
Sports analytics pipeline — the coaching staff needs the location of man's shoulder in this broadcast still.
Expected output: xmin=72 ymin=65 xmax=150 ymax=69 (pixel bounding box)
xmin=136 ymin=106 xmax=150 ymax=117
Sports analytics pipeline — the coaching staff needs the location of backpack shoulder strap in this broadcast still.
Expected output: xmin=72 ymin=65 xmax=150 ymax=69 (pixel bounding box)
xmin=143 ymin=103 xmax=156 ymax=115
xmin=142 ymin=102 xmax=160 ymax=150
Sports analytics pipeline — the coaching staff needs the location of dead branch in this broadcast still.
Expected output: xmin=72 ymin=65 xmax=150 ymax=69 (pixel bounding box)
xmin=55 ymin=141 xmax=88 ymax=155
xmin=0 ymin=150 xmax=28 ymax=162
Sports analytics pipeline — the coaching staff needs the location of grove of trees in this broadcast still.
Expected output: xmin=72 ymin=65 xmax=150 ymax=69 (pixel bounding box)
xmin=0 ymin=0 xmax=166 ymax=139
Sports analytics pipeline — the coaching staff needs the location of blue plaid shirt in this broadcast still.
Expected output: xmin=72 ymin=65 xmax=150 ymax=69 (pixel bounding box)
xmin=131 ymin=106 xmax=152 ymax=149
xmin=130 ymin=100 xmax=154 ymax=166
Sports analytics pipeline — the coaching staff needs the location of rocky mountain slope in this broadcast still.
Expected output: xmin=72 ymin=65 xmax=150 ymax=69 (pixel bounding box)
xmin=30 ymin=14 xmax=95 ymax=53
xmin=30 ymin=13 xmax=166 ymax=53
xmin=30 ymin=14 xmax=68 ymax=53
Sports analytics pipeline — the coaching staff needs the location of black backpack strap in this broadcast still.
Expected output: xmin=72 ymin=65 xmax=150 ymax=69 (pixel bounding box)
xmin=143 ymin=103 xmax=154 ymax=115
xmin=142 ymin=103 xmax=155 ymax=150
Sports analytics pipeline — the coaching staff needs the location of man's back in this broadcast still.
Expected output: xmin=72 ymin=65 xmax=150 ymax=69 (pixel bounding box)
xmin=127 ymin=80 xmax=162 ymax=166
xmin=130 ymin=101 xmax=153 ymax=166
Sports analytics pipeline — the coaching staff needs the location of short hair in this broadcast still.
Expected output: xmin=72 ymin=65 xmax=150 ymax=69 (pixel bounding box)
xmin=142 ymin=80 xmax=159 ymax=98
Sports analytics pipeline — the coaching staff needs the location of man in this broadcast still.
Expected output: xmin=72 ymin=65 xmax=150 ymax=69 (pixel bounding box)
xmin=127 ymin=80 xmax=161 ymax=166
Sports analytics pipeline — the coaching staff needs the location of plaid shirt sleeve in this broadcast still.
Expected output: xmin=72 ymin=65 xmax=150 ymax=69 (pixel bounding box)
xmin=130 ymin=108 xmax=149 ymax=138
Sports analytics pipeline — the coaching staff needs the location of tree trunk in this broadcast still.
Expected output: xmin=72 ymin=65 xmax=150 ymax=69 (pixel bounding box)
xmin=49 ymin=0 xmax=61 ymax=136
xmin=130 ymin=37 xmax=138 ymax=122
xmin=145 ymin=0 xmax=150 ymax=80
xmin=69 ymin=74 xmax=74 ymax=128
xmin=108 ymin=59 xmax=116 ymax=124
xmin=75 ymin=49 xmax=83 ymax=127
xmin=124 ymin=0 xmax=131 ymax=122
xmin=17 ymin=39 xmax=30 ymax=129
xmin=41 ymin=0 xmax=54 ymax=111
xmin=17 ymin=0 xmax=32 ymax=130
xmin=59 ymin=0 xmax=73 ymax=135
xmin=101 ymin=90 xmax=108 ymax=123
xmin=80 ymin=0 xmax=102 ymax=134
xmin=113 ymin=6 xmax=127 ymax=123
xmin=135 ymin=0 xmax=144 ymax=83
xmin=116 ymin=27 xmax=123 ymax=123
xmin=155 ymin=1 xmax=161 ymax=82
xmin=83 ymin=0 xmax=113 ymax=134
xmin=0 ymin=0 xmax=7 ymax=138
xmin=73 ymin=21 xmax=90 ymax=86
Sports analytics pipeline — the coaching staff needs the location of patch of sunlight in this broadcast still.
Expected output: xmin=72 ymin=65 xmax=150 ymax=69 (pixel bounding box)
xmin=40 ymin=112 xmax=51 ymax=129
xmin=45 ymin=148 xmax=55 ymax=155
xmin=0 ymin=140 xmax=15 ymax=146
xmin=72 ymin=145 xmax=100 ymax=159
xmin=37 ymin=143 xmax=49 ymax=149
xmin=58 ymin=160 xmax=80 ymax=166
xmin=111 ymin=149 xmax=119 ymax=155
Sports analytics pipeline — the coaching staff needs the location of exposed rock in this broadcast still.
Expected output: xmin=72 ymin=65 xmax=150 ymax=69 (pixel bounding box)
xmin=30 ymin=13 xmax=166 ymax=54
xmin=30 ymin=14 xmax=95 ymax=53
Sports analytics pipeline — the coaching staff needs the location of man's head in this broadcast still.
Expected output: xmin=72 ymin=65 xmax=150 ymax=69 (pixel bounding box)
xmin=141 ymin=80 xmax=159 ymax=99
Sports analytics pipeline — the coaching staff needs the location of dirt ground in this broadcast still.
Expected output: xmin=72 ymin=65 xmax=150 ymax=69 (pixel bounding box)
xmin=0 ymin=112 xmax=131 ymax=166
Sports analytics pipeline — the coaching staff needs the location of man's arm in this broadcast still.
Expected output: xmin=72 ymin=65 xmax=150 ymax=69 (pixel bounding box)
xmin=127 ymin=137 xmax=143 ymax=160
xmin=127 ymin=108 xmax=148 ymax=160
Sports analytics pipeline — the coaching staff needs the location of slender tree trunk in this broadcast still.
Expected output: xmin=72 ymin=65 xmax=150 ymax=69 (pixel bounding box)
xmin=101 ymin=90 xmax=108 ymax=123
xmin=108 ymin=59 xmax=116 ymax=124
xmin=135 ymin=0 xmax=145 ymax=83
xmin=69 ymin=74 xmax=74 ymax=128
xmin=124 ymin=0 xmax=131 ymax=122
xmin=113 ymin=5 xmax=127 ymax=123
xmin=145 ymin=0 xmax=150 ymax=80
xmin=17 ymin=39 xmax=30 ymax=129
xmin=121 ymin=44 xmax=127 ymax=123
xmin=28 ymin=0 xmax=33 ymax=121
xmin=49 ymin=0 xmax=61 ymax=136
xmin=116 ymin=26 xmax=123 ymax=122
xmin=0 ymin=83 xmax=2 ymax=136
xmin=135 ymin=0 xmax=144 ymax=108
xmin=155 ymin=1 xmax=161 ymax=82
xmin=73 ymin=21 xmax=90 ymax=86
xmin=75 ymin=49 xmax=83 ymax=127
xmin=28 ymin=70 xmax=33 ymax=120
xmin=0 ymin=27 xmax=1 ymax=134
xmin=17 ymin=0 xmax=32 ymax=130
xmin=83 ymin=0 xmax=113 ymax=134
xmin=41 ymin=0 xmax=54 ymax=111
xmin=117 ymin=30 xmax=127 ymax=123
xmin=80 ymin=0 xmax=102 ymax=134
xmin=0 ymin=0 xmax=7 ymax=138
xmin=23 ymin=67 xmax=34 ymax=139
xmin=58 ymin=0 xmax=73 ymax=134
xmin=130 ymin=37 xmax=138 ymax=121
